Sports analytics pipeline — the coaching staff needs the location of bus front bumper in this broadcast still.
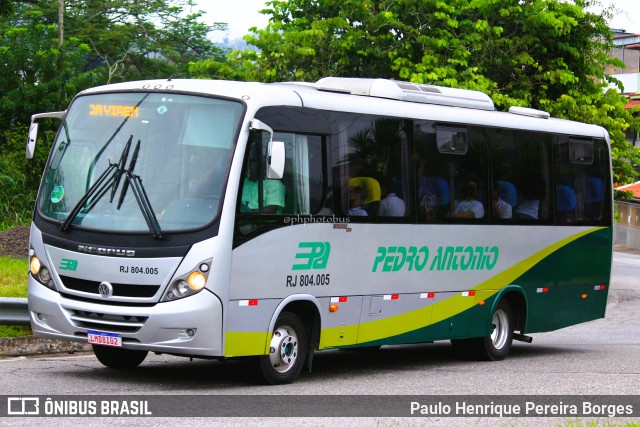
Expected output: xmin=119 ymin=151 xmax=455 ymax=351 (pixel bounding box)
xmin=28 ymin=276 xmax=224 ymax=357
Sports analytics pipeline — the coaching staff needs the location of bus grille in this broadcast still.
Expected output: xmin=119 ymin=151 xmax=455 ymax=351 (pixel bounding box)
xmin=67 ymin=309 xmax=148 ymax=334
xmin=59 ymin=275 xmax=160 ymax=298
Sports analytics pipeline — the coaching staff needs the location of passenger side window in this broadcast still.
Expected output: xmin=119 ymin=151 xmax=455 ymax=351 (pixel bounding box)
xmin=331 ymin=116 xmax=410 ymax=219
xmin=415 ymin=122 xmax=487 ymax=222
xmin=553 ymin=137 xmax=610 ymax=225
xmin=490 ymin=130 xmax=551 ymax=223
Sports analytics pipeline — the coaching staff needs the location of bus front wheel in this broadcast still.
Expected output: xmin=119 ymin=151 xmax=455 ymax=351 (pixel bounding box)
xmin=258 ymin=312 xmax=308 ymax=385
xmin=92 ymin=345 xmax=148 ymax=369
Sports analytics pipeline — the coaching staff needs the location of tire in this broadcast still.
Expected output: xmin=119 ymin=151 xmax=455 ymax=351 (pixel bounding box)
xmin=258 ymin=312 xmax=307 ymax=385
xmin=92 ymin=345 xmax=148 ymax=369
xmin=451 ymin=299 xmax=514 ymax=361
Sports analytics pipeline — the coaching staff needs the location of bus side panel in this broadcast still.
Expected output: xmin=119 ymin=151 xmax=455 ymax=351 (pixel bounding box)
xmin=525 ymin=285 xmax=609 ymax=333
xmin=318 ymin=296 xmax=363 ymax=348
xmin=224 ymin=299 xmax=280 ymax=357
xmin=337 ymin=291 xmax=495 ymax=348
xmin=522 ymin=227 xmax=612 ymax=333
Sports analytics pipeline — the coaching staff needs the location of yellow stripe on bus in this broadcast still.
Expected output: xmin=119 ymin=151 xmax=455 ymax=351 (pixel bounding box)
xmin=322 ymin=227 xmax=605 ymax=347
xmin=226 ymin=228 xmax=605 ymax=353
xmin=225 ymin=331 xmax=270 ymax=357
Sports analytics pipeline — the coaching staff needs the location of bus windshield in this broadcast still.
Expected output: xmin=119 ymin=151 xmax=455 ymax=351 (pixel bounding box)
xmin=37 ymin=92 xmax=243 ymax=233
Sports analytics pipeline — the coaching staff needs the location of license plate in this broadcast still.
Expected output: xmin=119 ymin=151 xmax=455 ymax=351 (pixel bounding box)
xmin=87 ymin=330 xmax=122 ymax=347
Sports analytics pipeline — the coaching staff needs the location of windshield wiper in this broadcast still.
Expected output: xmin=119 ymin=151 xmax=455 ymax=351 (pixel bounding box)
xmin=116 ymin=140 xmax=166 ymax=240
xmin=59 ymin=135 xmax=133 ymax=232
xmin=59 ymin=135 xmax=164 ymax=239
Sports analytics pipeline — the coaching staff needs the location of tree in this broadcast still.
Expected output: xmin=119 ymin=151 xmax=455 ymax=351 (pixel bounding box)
xmin=0 ymin=0 xmax=231 ymax=227
xmin=214 ymin=0 xmax=640 ymax=186
xmin=0 ymin=9 xmax=97 ymax=127
xmin=33 ymin=0 xmax=226 ymax=82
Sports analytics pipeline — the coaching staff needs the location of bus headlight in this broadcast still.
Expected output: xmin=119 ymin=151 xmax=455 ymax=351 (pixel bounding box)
xmin=29 ymin=256 xmax=41 ymax=275
xmin=161 ymin=259 xmax=212 ymax=302
xmin=29 ymin=251 xmax=58 ymax=292
xmin=187 ymin=271 xmax=206 ymax=290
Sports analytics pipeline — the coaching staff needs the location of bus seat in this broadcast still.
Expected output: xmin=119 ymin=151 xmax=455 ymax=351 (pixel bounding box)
xmin=417 ymin=176 xmax=449 ymax=222
xmin=349 ymin=177 xmax=381 ymax=215
xmin=556 ymin=185 xmax=576 ymax=211
xmin=584 ymin=176 xmax=604 ymax=219
xmin=419 ymin=177 xmax=450 ymax=206
xmin=556 ymin=185 xmax=576 ymax=223
xmin=585 ymin=176 xmax=604 ymax=202
xmin=497 ymin=180 xmax=518 ymax=207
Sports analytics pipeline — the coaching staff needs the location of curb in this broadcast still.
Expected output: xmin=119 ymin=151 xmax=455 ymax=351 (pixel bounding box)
xmin=0 ymin=336 xmax=91 ymax=357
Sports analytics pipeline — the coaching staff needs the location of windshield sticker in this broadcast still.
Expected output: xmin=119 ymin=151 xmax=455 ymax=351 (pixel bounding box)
xmin=156 ymin=105 xmax=168 ymax=115
xmin=50 ymin=186 xmax=65 ymax=204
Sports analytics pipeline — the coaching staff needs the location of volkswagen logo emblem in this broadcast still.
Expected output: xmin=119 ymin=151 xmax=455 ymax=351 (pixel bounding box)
xmin=98 ymin=281 xmax=113 ymax=298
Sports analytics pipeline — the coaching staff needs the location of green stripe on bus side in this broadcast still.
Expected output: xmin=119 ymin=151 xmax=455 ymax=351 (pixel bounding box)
xmin=322 ymin=227 xmax=607 ymax=348
xmin=224 ymin=227 xmax=609 ymax=354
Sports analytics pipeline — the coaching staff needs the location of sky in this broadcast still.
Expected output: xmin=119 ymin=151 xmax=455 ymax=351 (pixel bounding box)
xmin=195 ymin=0 xmax=640 ymax=41
xmin=194 ymin=0 xmax=270 ymax=40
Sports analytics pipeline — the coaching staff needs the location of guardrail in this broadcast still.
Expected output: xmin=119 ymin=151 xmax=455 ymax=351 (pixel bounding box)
xmin=0 ymin=297 xmax=30 ymax=326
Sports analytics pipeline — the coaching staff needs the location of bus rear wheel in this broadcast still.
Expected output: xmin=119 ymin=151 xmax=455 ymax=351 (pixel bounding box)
xmin=92 ymin=345 xmax=148 ymax=369
xmin=452 ymin=299 xmax=514 ymax=361
xmin=258 ymin=312 xmax=307 ymax=385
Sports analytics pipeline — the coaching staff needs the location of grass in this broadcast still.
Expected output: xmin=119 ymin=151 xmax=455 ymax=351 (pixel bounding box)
xmin=0 ymin=256 xmax=28 ymax=298
xmin=0 ymin=256 xmax=31 ymax=337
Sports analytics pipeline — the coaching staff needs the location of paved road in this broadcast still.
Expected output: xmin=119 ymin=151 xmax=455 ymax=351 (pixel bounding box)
xmin=0 ymin=252 xmax=638 ymax=426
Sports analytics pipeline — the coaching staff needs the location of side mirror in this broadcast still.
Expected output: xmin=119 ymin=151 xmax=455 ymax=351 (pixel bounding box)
xmin=25 ymin=111 xmax=66 ymax=159
xmin=26 ymin=122 xmax=39 ymax=159
xmin=267 ymin=140 xmax=285 ymax=179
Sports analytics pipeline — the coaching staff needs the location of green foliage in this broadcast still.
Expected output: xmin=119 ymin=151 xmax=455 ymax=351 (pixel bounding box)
xmin=0 ymin=257 xmax=28 ymax=297
xmin=0 ymin=0 xmax=231 ymax=230
xmin=0 ymin=325 xmax=31 ymax=338
xmin=208 ymin=0 xmax=640 ymax=187
xmin=0 ymin=124 xmax=51 ymax=230
xmin=0 ymin=10 xmax=98 ymax=126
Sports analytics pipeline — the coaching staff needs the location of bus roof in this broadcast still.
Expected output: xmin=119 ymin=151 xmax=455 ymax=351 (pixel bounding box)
xmin=79 ymin=78 xmax=609 ymax=140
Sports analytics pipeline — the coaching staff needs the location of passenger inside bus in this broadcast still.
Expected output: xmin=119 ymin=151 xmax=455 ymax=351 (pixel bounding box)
xmin=493 ymin=181 xmax=514 ymax=219
xmin=347 ymin=184 xmax=368 ymax=216
xmin=378 ymin=177 xmax=405 ymax=216
xmin=514 ymin=176 xmax=543 ymax=219
xmin=450 ymin=177 xmax=484 ymax=219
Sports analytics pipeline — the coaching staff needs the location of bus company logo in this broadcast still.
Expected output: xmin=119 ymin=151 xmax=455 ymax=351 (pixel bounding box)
xmin=77 ymin=245 xmax=135 ymax=257
xmin=98 ymin=282 xmax=114 ymax=298
xmin=292 ymin=242 xmax=330 ymax=270
xmin=7 ymin=397 xmax=40 ymax=415
xmin=372 ymin=245 xmax=500 ymax=272
xmin=59 ymin=258 xmax=78 ymax=271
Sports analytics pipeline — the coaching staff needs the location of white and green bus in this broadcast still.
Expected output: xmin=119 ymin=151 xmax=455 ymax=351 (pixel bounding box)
xmin=26 ymin=77 xmax=612 ymax=384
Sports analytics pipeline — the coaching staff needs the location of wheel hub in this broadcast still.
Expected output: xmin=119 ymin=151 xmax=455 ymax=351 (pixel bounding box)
xmin=269 ymin=326 xmax=299 ymax=373
xmin=491 ymin=309 xmax=509 ymax=350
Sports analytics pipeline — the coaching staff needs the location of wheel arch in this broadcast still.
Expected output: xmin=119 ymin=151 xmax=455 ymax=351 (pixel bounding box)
xmin=491 ymin=286 xmax=528 ymax=334
xmin=270 ymin=295 xmax=322 ymax=350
